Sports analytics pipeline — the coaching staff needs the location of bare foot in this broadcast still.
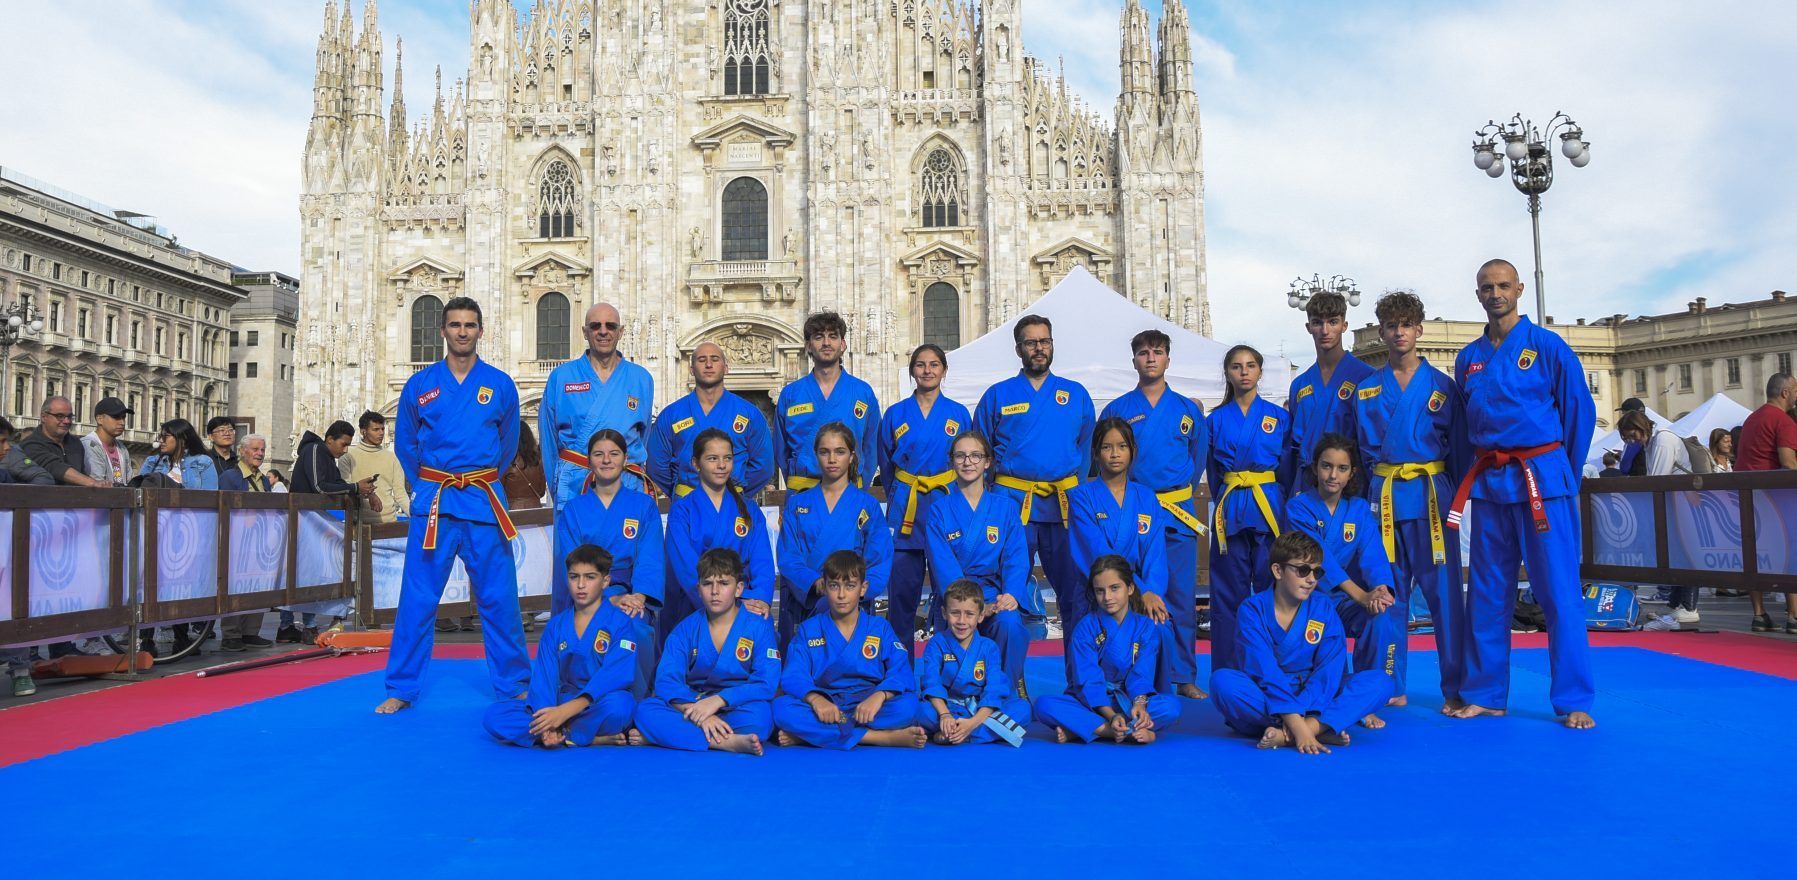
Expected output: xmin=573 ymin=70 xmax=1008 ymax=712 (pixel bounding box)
xmin=1177 ymin=683 xmax=1208 ymax=700
xmin=775 ymin=730 xmax=799 ymax=747
xmin=1387 ymin=695 xmax=1408 ymax=707
xmin=1562 ymin=711 xmax=1597 ymax=730
xmin=1318 ymin=727 xmax=1352 ymax=747
xmin=932 ymin=733 xmax=952 ymax=745
xmin=1257 ymin=726 xmax=1290 ymax=750
xmin=589 ymin=733 xmax=630 ymax=746
xmin=625 ymin=728 xmax=644 ymax=746
xmin=715 ymin=734 xmax=764 ymax=756
xmin=1360 ymin=713 xmax=1386 ymax=729
xmin=1053 ymin=726 xmax=1072 ymax=744
xmin=1449 ymin=703 xmax=1506 ymax=720
xmin=1129 ymin=726 xmax=1158 ymax=744
xmin=861 ymin=726 xmax=928 ymax=748
xmin=374 ymin=697 xmax=410 ymax=715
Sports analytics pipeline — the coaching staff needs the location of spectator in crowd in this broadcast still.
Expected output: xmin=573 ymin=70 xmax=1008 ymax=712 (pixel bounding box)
xmin=0 ymin=418 xmax=38 ymax=696
xmin=205 ymin=416 xmax=238 ymax=478
xmin=139 ymin=418 xmax=220 ymax=489
xmin=1709 ymin=428 xmax=1734 ymax=473
xmin=80 ymin=397 xmax=135 ymax=486
xmin=503 ymin=420 xmax=548 ymax=510
xmin=1737 ymin=372 xmax=1797 ymax=633
xmin=1616 ymin=397 xmax=1649 ymax=476
xmin=341 ymin=410 xmax=406 ymax=524
xmin=285 ymin=420 xmax=377 ymax=642
xmin=21 ymin=396 xmax=104 ymax=487
xmin=1619 ymin=410 xmax=1698 ymax=623
xmin=215 ymin=434 xmax=279 ymax=651
xmin=1597 ymin=451 xmax=1623 ymax=478
xmin=2 ymin=414 xmax=53 ymax=486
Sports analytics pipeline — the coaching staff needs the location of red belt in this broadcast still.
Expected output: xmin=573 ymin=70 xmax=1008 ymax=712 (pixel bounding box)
xmin=418 ymin=466 xmax=516 ymax=549
xmin=557 ymin=448 xmax=661 ymax=499
xmin=1447 ymin=442 xmax=1562 ymax=534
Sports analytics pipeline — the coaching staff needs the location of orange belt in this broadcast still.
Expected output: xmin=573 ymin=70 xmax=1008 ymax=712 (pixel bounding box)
xmin=418 ymin=466 xmax=516 ymax=550
xmin=557 ymin=448 xmax=662 ymax=499
xmin=1447 ymin=442 xmax=1562 ymax=534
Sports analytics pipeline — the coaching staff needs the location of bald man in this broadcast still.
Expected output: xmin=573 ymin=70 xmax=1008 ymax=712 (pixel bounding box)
xmin=540 ymin=303 xmax=657 ymax=503
xmin=647 ymin=341 xmax=774 ymax=499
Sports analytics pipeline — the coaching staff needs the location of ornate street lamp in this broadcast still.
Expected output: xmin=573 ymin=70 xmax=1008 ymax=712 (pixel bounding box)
xmin=1286 ymin=274 xmax=1361 ymax=311
xmin=0 ymin=291 xmax=45 ymax=415
xmin=1473 ymin=111 xmax=1590 ymax=321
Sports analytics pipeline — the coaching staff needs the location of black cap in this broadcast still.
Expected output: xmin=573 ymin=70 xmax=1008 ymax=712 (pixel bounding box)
xmin=94 ymin=397 xmax=132 ymax=418
xmin=1617 ymin=397 xmax=1646 ymax=413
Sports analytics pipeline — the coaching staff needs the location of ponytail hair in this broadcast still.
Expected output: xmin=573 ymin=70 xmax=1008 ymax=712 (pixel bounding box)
xmin=692 ymin=427 xmax=750 ymax=524
xmin=1222 ymin=344 xmax=1264 ymax=403
xmin=814 ymin=420 xmax=861 ymax=486
xmin=1086 ymin=554 xmax=1148 ymax=615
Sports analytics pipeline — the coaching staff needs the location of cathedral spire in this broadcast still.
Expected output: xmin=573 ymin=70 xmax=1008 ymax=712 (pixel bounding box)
xmin=1118 ymin=0 xmax=1155 ymax=121
xmin=1157 ymin=0 xmax=1197 ymax=113
xmin=389 ymin=38 xmax=408 ymax=162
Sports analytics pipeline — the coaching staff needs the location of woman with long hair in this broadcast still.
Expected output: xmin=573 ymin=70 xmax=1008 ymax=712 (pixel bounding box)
xmin=139 ymin=418 xmax=219 ymax=489
xmin=1205 ymin=344 xmax=1292 ymax=672
xmin=877 ymin=343 xmax=971 ymax=650
xmin=663 ymin=429 xmax=778 ymax=639
xmin=775 ymin=421 xmax=894 ymax=645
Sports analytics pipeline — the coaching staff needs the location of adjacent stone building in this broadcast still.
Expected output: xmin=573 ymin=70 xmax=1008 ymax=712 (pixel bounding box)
xmin=0 ymin=166 xmax=242 ymax=450
xmin=228 ymin=271 xmax=300 ymax=468
xmin=298 ymin=0 xmax=1211 ymax=427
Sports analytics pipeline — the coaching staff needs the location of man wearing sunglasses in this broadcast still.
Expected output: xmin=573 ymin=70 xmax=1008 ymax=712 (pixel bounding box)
xmin=540 ymin=302 xmax=656 ymax=505
xmin=21 ymin=396 xmax=104 ymax=487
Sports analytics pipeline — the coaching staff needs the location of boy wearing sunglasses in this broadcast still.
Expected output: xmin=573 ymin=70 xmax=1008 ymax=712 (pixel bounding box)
xmin=1209 ymin=531 xmax=1395 ymax=754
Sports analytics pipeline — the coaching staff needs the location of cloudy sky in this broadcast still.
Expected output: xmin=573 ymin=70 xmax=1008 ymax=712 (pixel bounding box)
xmin=2 ymin=0 xmax=1792 ymax=362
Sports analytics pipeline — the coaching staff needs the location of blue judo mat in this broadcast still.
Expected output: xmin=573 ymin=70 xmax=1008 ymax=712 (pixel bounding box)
xmin=5 ymin=648 xmax=1792 ymax=877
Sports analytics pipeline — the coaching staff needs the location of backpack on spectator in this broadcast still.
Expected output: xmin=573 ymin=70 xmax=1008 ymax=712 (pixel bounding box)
xmin=1680 ymin=436 xmax=1713 ymax=474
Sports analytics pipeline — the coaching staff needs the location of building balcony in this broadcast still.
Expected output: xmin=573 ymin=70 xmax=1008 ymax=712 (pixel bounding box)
xmin=685 ymin=259 xmax=802 ymax=305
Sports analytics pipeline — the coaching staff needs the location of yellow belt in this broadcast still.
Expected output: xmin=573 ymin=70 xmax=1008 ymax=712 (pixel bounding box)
xmin=994 ymin=474 xmax=1080 ymax=525
xmin=785 ymin=475 xmax=819 ymax=491
xmin=1154 ymin=486 xmax=1209 ymax=537
xmin=1373 ymin=461 xmax=1447 ymax=566
xmin=894 ymin=469 xmax=955 ymax=536
xmin=673 ymin=484 xmax=695 ymax=498
xmin=1214 ymin=470 xmax=1279 ymax=555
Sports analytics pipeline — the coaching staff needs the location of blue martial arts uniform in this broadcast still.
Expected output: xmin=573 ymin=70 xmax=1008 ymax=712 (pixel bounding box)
xmin=648 ymin=390 xmax=774 ymax=498
xmin=878 ymin=393 xmax=972 ymax=650
xmin=634 ymin=607 xmax=781 ymax=750
xmin=662 ymin=488 xmax=778 ymax=638
xmin=386 ymin=358 xmax=529 ymax=704
xmin=973 ymin=371 xmax=1095 ymax=665
xmin=772 ymin=612 xmax=919 ymax=749
xmin=773 ymin=371 xmax=881 ymax=487
xmin=551 ymin=486 xmax=663 ymax=693
xmin=1286 ymin=492 xmax=1401 ymax=680
xmin=1034 ymin=611 xmax=1180 ymax=742
xmin=1068 ymin=478 xmax=1177 ymax=686
xmin=1101 ymin=388 xmax=1210 ymax=685
xmin=1205 ymin=395 xmax=1292 ymax=671
xmin=1353 ymin=358 xmax=1471 ymax=700
xmin=1210 ymin=590 xmax=1395 ymax=737
xmin=482 ymin=603 xmax=642 ymax=746
xmin=923 ymin=486 xmax=1033 ymax=691
xmin=775 ymin=485 xmax=894 ymax=645
xmin=1452 ymin=316 xmax=1597 ymax=715
xmin=916 ymin=631 xmax=1032 ymax=745
xmin=1286 ymin=353 xmax=1374 ymax=494
xmin=539 ymin=355 xmax=655 ymax=500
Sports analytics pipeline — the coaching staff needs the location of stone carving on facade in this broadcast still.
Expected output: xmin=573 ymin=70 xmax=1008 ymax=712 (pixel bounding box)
xmin=716 ymin=323 xmax=775 ymax=368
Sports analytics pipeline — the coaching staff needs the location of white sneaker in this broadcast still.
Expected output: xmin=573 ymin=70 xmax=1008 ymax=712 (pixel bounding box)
xmin=1672 ymin=607 xmax=1700 ymax=625
xmin=1642 ymin=614 xmax=1679 ymax=632
xmin=534 ymin=612 xmax=551 ymax=622
xmin=1044 ymin=618 xmax=1063 ymax=640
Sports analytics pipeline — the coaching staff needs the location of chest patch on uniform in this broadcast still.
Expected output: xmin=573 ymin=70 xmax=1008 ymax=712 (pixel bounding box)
xmin=1001 ymin=402 xmax=1029 ymax=416
xmin=731 ymin=414 xmax=749 ymax=434
xmin=672 ymin=416 xmax=695 ymax=433
xmin=786 ymin=403 xmax=814 ymax=417
xmin=944 ymin=419 xmax=960 ymax=436
xmin=477 ymin=386 xmax=494 ymax=405
xmin=1428 ymin=390 xmax=1447 ymax=413
xmin=622 ymin=518 xmax=639 ymax=540
xmin=627 ymin=396 xmax=639 ymax=411
xmin=1517 ymin=349 xmax=1538 ymax=370
xmin=808 ymin=637 xmax=827 ymax=648
xmin=766 ymin=648 xmax=780 ymax=660
xmin=1343 ymin=522 xmax=1357 ymax=542
xmin=1131 ymin=642 xmax=1141 ymax=663
xmin=563 ymin=381 xmax=590 ymax=394
xmin=1180 ymin=415 xmax=1194 ymax=434
xmin=1296 ymin=385 xmax=1314 ymax=401
xmin=986 ymin=525 xmax=1000 ymax=543
xmin=857 ymin=509 xmax=870 ymax=529
xmin=1137 ymin=513 xmax=1153 ymax=534
xmin=733 ymin=517 xmax=750 ymax=538
xmin=853 ymin=401 xmax=869 ymax=420
xmin=1465 ymin=361 xmax=1486 ymax=377
xmin=1359 ymin=386 xmax=1382 ymax=400
xmin=946 ymin=530 xmax=963 ymax=541
xmin=973 ymin=660 xmax=986 ymax=682
xmin=893 ymin=423 xmax=911 ymax=443
xmin=861 ymin=634 xmax=881 ymax=659
xmin=734 ymin=637 xmax=753 ymax=663
xmin=1305 ymin=619 xmax=1325 ymax=645
xmin=1338 ymin=382 xmax=1357 ymax=401
xmin=1055 ymin=389 xmax=1070 ymax=406
xmin=594 ymin=630 xmax=611 ymax=654
xmin=1262 ymin=415 xmax=1279 ymax=434
xmin=417 ymin=387 xmax=441 ymax=407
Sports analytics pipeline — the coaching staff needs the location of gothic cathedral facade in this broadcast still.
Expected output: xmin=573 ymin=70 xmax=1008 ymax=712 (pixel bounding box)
xmin=298 ymin=0 xmax=1207 ymax=427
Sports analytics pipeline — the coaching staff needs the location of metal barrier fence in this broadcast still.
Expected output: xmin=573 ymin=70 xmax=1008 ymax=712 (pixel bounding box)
xmin=1581 ymin=470 xmax=1797 ymax=592
xmin=0 ymin=486 xmax=355 ymax=648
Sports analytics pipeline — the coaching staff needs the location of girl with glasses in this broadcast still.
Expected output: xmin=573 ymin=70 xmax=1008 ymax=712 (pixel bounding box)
xmin=922 ymin=430 xmax=1031 ymax=690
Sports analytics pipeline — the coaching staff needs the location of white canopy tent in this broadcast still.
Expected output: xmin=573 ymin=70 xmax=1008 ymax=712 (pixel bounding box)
xmin=1668 ymin=393 xmax=1753 ymax=444
xmin=939 ymin=266 xmax=1295 ymax=411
